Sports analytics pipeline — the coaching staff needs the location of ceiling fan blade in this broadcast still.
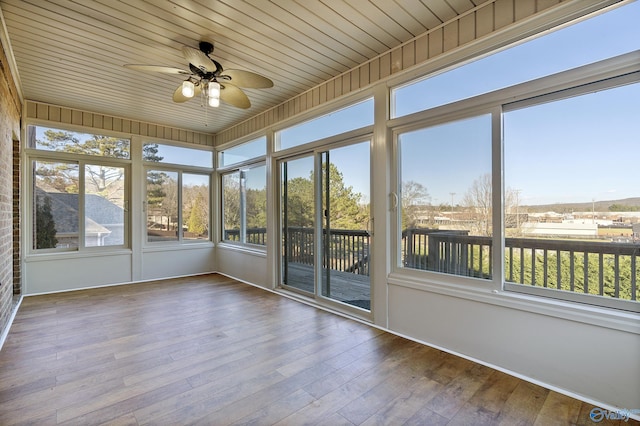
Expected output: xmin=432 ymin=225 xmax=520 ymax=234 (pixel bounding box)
xmin=221 ymin=69 xmax=273 ymax=88
xmin=172 ymin=83 xmax=202 ymax=103
xmin=220 ymin=83 xmax=251 ymax=109
xmin=182 ymin=46 xmax=217 ymax=73
xmin=124 ymin=64 xmax=191 ymax=75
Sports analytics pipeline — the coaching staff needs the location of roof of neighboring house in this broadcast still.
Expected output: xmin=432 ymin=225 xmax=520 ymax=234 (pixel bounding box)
xmin=36 ymin=188 xmax=123 ymax=235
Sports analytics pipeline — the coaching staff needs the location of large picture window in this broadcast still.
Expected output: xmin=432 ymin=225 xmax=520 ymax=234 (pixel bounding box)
xmin=389 ymin=2 xmax=639 ymax=311
xmin=504 ymin=81 xmax=640 ymax=305
xmin=28 ymin=126 xmax=129 ymax=251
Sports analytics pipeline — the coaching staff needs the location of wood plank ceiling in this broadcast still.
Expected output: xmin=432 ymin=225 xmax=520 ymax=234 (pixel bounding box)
xmin=0 ymin=0 xmax=488 ymax=134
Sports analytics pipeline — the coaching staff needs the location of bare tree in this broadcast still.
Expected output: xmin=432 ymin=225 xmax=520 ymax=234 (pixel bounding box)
xmin=401 ymin=180 xmax=430 ymax=229
xmin=462 ymin=173 xmax=492 ymax=236
xmin=463 ymin=173 xmax=522 ymax=236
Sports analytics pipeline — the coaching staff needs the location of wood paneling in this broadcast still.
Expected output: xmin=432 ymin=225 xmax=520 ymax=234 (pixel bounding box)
xmin=0 ymin=274 xmax=628 ymax=425
xmin=25 ymin=101 xmax=214 ymax=146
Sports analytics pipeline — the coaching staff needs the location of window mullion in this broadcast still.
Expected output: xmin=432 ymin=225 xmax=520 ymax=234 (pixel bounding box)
xmin=491 ymin=107 xmax=504 ymax=292
xmin=79 ymin=160 xmax=86 ymax=250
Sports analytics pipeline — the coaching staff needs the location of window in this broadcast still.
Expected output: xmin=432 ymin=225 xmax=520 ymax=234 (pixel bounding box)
xmin=392 ymin=1 xmax=640 ymax=117
xmin=28 ymin=126 xmax=129 ymax=251
xmin=219 ymin=137 xmax=267 ymax=246
xmin=218 ymin=136 xmax=265 ymax=167
xmin=29 ymin=126 xmax=130 ymax=158
xmin=397 ymin=115 xmax=492 ymax=279
xmin=277 ymin=98 xmax=373 ymax=150
xmin=146 ymin=170 xmax=210 ymax=242
xmin=389 ymin=2 xmax=640 ymax=311
xmin=143 ymin=143 xmax=213 ymax=167
xmin=504 ymin=81 xmax=640 ymax=306
xmin=144 ymin=142 xmax=212 ymax=244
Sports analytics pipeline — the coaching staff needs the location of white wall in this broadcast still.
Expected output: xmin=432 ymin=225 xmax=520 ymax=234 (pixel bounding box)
xmin=23 ymin=246 xmax=216 ymax=294
xmin=388 ymin=281 xmax=640 ymax=410
xmin=216 ymin=246 xmax=269 ymax=288
xmin=25 ymin=253 xmax=133 ymax=294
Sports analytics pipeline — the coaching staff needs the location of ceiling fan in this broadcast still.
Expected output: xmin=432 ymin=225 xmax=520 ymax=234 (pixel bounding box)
xmin=124 ymin=41 xmax=273 ymax=109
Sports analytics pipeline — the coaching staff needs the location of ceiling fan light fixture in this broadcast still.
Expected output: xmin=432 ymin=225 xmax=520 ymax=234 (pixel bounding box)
xmin=181 ymin=80 xmax=195 ymax=98
xmin=208 ymin=96 xmax=220 ymax=107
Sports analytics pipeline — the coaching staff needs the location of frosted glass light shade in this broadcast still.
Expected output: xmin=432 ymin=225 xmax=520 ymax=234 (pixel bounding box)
xmin=208 ymin=96 xmax=220 ymax=107
xmin=208 ymin=81 xmax=220 ymax=98
xmin=181 ymin=80 xmax=195 ymax=98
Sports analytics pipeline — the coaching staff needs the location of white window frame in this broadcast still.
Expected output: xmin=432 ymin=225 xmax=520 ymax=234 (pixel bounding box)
xmin=142 ymin=140 xmax=213 ymax=246
xmin=25 ymin=123 xmax=131 ymax=254
xmin=388 ymin=51 xmax=640 ymax=313
xmin=217 ymin=136 xmax=267 ymax=250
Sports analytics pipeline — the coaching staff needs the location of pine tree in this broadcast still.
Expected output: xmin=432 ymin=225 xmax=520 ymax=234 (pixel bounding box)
xmin=35 ymin=196 xmax=58 ymax=249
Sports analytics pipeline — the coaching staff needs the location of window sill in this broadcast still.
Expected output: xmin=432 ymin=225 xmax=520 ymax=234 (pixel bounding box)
xmin=217 ymin=242 xmax=267 ymax=257
xmin=143 ymin=241 xmax=214 ymax=253
xmin=25 ymin=248 xmax=133 ymax=262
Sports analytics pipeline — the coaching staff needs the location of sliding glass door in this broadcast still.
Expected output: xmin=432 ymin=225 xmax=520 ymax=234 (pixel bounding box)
xmin=280 ymin=141 xmax=371 ymax=311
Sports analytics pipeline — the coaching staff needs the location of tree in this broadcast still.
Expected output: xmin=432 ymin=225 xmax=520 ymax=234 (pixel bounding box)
xmin=463 ymin=173 xmax=493 ymax=236
xmin=322 ymin=162 xmax=366 ymax=230
xmin=246 ymin=186 xmax=267 ymax=229
xmin=401 ymin=180 xmax=430 ymax=229
xmin=285 ymin=176 xmax=314 ymax=228
xmin=37 ymin=129 xmax=130 ymax=199
xmin=35 ymin=196 xmax=58 ymax=249
xmin=187 ymin=193 xmax=209 ymax=235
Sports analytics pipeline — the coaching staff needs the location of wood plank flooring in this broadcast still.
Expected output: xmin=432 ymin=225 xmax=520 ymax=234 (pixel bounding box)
xmin=0 ymin=274 xmax=634 ymax=425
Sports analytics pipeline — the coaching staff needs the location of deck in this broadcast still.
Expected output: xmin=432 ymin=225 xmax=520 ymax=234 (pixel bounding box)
xmin=284 ymin=262 xmax=371 ymax=309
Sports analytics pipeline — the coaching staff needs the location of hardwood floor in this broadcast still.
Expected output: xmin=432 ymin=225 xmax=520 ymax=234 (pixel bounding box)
xmin=0 ymin=274 xmax=634 ymax=425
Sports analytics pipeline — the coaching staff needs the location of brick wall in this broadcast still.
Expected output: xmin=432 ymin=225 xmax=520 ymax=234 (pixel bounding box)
xmin=0 ymin=37 xmax=21 ymax=338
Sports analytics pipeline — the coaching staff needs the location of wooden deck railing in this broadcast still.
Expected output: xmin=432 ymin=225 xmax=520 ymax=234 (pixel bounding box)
xmin=223 ymin=227 xmax=267 ymax=245
xmin=224 ymin=226 xmax=639 ymax=301
xmin=284 ymin=227 xmax=370 ymax=276
xmin=405 ymin=228 xmax=638 ymax=301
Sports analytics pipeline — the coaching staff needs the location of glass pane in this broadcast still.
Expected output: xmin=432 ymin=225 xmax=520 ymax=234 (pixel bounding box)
xmin=278 ymin=99 xmax=373 ymax=150
xmin=33 ymin=160 xmax=79 ymax=249
xmin=218 ymin=137 xmax=266 ymax=167
xmin=183 ymin=174 xmax=210 ymax=241
xmin=281 ymin=156 xmax=315 ymax=293
xmin=398 ymin=114 xmax=492 ymax=279
xmin=321 ymin=142 xmax=371 ymax=310
xmin=146 ymin=170 xmax=178 ymax=242
xmin=143 ymin=143 xmax=213 ymax=167
xmin=393 ymin=1 xmax=640 ymax=117
xmin=244 ymin=165 xmax=267 ymax=245
xmin=222 ymin=166 xmax=267 ymax=245
xmin=84 ymin=165 xmax=126 ymax=247
xmin=504 ymin=82 xmax=640 ymax=302
xmin=29 ymin=126 xmax=130 ymax=158
xmin=222 ymin=171 xmax=241 ymax=242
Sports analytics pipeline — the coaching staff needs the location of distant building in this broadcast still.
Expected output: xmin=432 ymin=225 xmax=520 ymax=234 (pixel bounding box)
xmin=521 ymin=221 xmax=598 ymax=237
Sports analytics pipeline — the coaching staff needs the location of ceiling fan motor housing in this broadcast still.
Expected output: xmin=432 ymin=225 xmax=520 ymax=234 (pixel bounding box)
xmin=199 ymin=41 xmax=214 ymax=55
